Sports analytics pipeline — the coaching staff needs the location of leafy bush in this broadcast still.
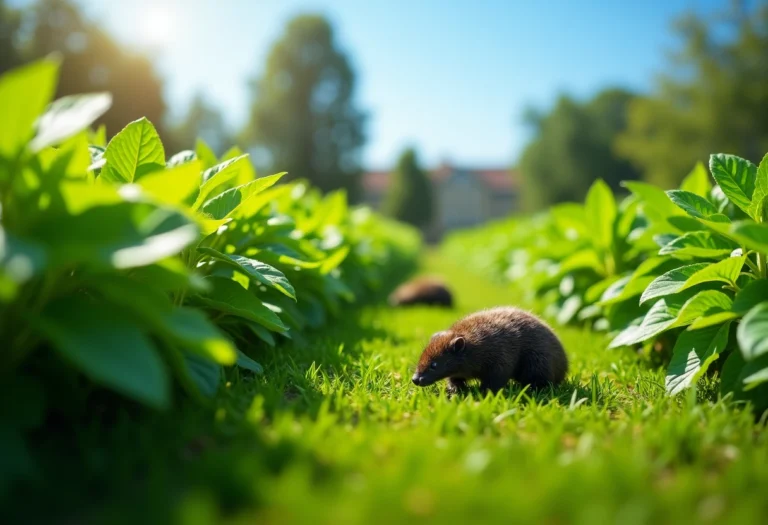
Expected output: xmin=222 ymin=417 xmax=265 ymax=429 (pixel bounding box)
xmin=445 ymin=153 xmax=768 ymax=411
xmin=0 ymin=57 xmax=419 ymax=475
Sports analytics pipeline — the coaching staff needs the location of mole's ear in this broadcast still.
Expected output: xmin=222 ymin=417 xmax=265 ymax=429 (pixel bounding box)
xmin=451 ymin=336 xmax=465 ymax=352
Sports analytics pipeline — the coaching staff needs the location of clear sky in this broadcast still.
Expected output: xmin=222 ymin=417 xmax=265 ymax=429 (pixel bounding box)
xmin=14 ymin=0 xmax=728 ymax=168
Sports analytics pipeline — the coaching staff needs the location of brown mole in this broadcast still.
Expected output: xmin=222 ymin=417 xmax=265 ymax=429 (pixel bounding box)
xmin=412 ymin=307 xmax=568 ymax=394
xmin=388 ymin=277 xmax=453 ymax=308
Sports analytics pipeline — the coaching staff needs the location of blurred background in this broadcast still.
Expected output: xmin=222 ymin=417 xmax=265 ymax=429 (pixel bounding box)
xmin=2 ymin=0 xmax=766 ymax=240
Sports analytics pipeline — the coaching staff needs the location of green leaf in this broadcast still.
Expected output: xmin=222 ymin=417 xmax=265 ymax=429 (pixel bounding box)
xmin=557 ymin=249 xmax=604 ymax=275
xmin=195 ymin=138 xmax=218 ymax=169
xmin=733 ymin=280 xmax=768 ymax=314
xmin=677 ymin=255 xmax=745 ymax=292
xmin=622 ymin=181 xmax=682 ymax=221
xmin=235 ymin=349 xmax=264 ymax=374
xmin=709 ymin=154 xmax=757 ymax=217
xmin=59 ymin=182 xmax=123 ymax=215
xmin=665 ymin=322 xmax=731 ymax=395
xmin=729 ymin=221 xmax=768 ymax=253
xmin=102 ymin=118 xmax=165 ymax=183
xmin=658 ymin=231 xmax=737 ymax=259
xmin=689 ymin=310 xmax=740 ymax=330
xmin=748 ymin=153 xmax=768 ymax=222
xmin=742 ymin=354 xmax=768 ymax=389
xmin=666 ymin=190 xmax=720 ymax=219
xmin=37 ymin=299 xmax=169 ymax=409
xmin=241 ymin=320 xmax=277 ymax=346
xmin=737 ymin=302 xmax=768 ymax=361
xmin=584 ymin=179 xmax=616 ymax=250
xmin=640 ymin=263 xmax=708 ymax=305
xmin=194 ymin=155 xmax=249 ymax=208
xmin=181 ymin=351 xmax=221 ymax=398
xmin=609 ymin=296 xmax=681 ymax=348
xmin=610 ymin=289 xmax=730 ymax=347
xmin=30 ymin=93 xmax=112 ymax=151
xmin=201 ymin=172 xmax=285 ymax=220
xmin=137 ymin=161 xmax=202 ymax=206
xmin=598 ymin=274 xmax=655 ymax=306
xmin=0 ymin=58 xmax=59 ymax=159
xmin=199 ymin=247 xmax=296 ymax=300
xmin=195 ymin=277 xmax=288 ymax=333
xmin=31 ymin=204 xmax=198 ymax=269
xmin=679 ymin=162 xmax=712 ymax=197
xmin=674 ymin=290 xmax=733 ymax=327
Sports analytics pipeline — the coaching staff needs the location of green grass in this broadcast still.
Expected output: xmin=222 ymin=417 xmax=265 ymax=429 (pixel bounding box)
xmin=11 ymin=252 xmax=768 ymax=524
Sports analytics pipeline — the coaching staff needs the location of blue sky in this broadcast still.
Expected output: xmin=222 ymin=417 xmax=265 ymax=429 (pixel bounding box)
xmin=14 ymin=0 xmax=727 ymax=168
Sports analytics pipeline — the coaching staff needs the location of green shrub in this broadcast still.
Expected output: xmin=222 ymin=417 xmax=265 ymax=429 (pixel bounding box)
xmin=445 ymin=152 xmax=768 ymax=412
xmin=0 ymin=57 xmax=419 ymax=479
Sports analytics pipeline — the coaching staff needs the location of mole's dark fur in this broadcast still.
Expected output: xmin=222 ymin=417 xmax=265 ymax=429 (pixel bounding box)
xmin=412 ymin=307 xmax=568 ymax=394
xmin=388 ymin=277 xmax=453 ymax=308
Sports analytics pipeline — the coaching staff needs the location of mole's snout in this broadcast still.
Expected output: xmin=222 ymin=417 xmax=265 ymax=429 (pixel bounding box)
xmin=412 ymin=373 xmax=421 ymax=386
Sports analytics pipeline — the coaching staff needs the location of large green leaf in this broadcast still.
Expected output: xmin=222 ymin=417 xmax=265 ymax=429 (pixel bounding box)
xmin=677 ymin=255 xmax=745 ymax=292
xmin=37 ymin=299 xmax=169 ymax=409
xmin=201 ymin=172 xmax=285 ymax=219
xmin=733 ymin=280 xmax=768 ymax=314
xmin=622 ymin=181 xmax=682 ymax=221
xmin=674 ymin=290 xmax=733 ymax=328
xmin=709 ymin=154 xmax=757 ymax=217
xmin=137 ymin=161 xmax=202 ymax=206
xmin=665 ymin=322 xmax=731 ymax=395
xmin=658 ymin=231 xmax=737 ymax=259
xmin=610 ymin=289 xmax=730 ymax=347
xmin=31 ymin=203 xmax=198 ymax=269
xmin=102 ymin=118 xmax=165 ymax=183
xmin=30 ymin=93 xmax=112 ymax=151
xmin=0 ymin=58 xmax=59 ymax=159
xmin=729 ymin=222 xmax=768 ymax=253
xmin=584 ymin=179 xmax=616 ymax=250
xmin=640 ymin=263 xmax=708 ymax=305
xmin=679 ymin=162 xmax=712 ymax=197
xmin=741 ymin=354 xmax=768 ymax=389
xmin=235 ymin=349 xmax=264 ymax=374
xmin=193 ymin=154 xmax=250 ymax=208
xmin=195 ymin=277 xmax=288 ymax=332
xmin=181 ymin=351 xmax=221 ymax=399
xmin=737 ymin=302 xmax=768 ymax=361
xmin=747 ymin=153 xmax=768 ymax=222
xmin=199 ymin=247 xmax=296 ymax=300
xmin=195 ymin=138 xmax=218 ymax=169
xmin=666 ymin=190 xmax=720 ymax=219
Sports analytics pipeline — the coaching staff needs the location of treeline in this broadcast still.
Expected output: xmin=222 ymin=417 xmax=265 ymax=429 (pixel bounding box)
xmin=0 ymin=0 xmax=365 ymax=199
xmin=519 ymin=1 xmax=768 ymax=210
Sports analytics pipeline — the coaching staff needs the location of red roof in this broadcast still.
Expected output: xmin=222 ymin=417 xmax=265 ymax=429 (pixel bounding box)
xmin=363 ymin=166 xmax=517 ymax=194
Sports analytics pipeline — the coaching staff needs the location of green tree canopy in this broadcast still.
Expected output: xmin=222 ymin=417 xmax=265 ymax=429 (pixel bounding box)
xmin=616 ymin=2 xmax=768 ymax=188
xmin=384 ymin=147 xmax=434 ymax=228
xmin=242 ymin=15 xmax=365 ymax=200
xmin=518 ymin=88 xmax=641 ymax=211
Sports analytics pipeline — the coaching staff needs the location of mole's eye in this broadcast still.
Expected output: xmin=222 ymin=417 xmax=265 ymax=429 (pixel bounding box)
xmin=430 ymin=362 xmax=438 ymax=370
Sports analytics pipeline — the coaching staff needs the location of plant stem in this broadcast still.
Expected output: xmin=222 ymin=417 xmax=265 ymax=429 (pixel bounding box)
xmin=758 ymin=252 xmax=767 ymax=279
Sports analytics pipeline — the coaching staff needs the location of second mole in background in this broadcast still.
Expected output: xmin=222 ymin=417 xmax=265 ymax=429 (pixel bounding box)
xmin=388 ymin=276 xmax=453 ymax=308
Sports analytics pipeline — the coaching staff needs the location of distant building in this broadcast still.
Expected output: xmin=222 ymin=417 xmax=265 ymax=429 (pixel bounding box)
xmin=362 ymin=163 xmax=519 ymax=241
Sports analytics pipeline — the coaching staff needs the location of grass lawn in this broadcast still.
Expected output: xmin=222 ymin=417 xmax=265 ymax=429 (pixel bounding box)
xmin=12 ymin=252 xmax=768 ymax=524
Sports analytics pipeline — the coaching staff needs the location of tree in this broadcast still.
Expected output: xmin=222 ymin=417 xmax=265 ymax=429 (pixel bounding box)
xmin=166 ymin=93 xmax=232 ymax=154
xmin=616 ymin=1 xmax=768 ymax=188
xmin=6 ymin=0 xmax=168 ymax=141
xmin=518 ymin=88 xmax=641 ymax=211
xmin=384 ymin=148 xmax=434 ymax=228
xmin=242 ymin=15 xmax=365 ymax=200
